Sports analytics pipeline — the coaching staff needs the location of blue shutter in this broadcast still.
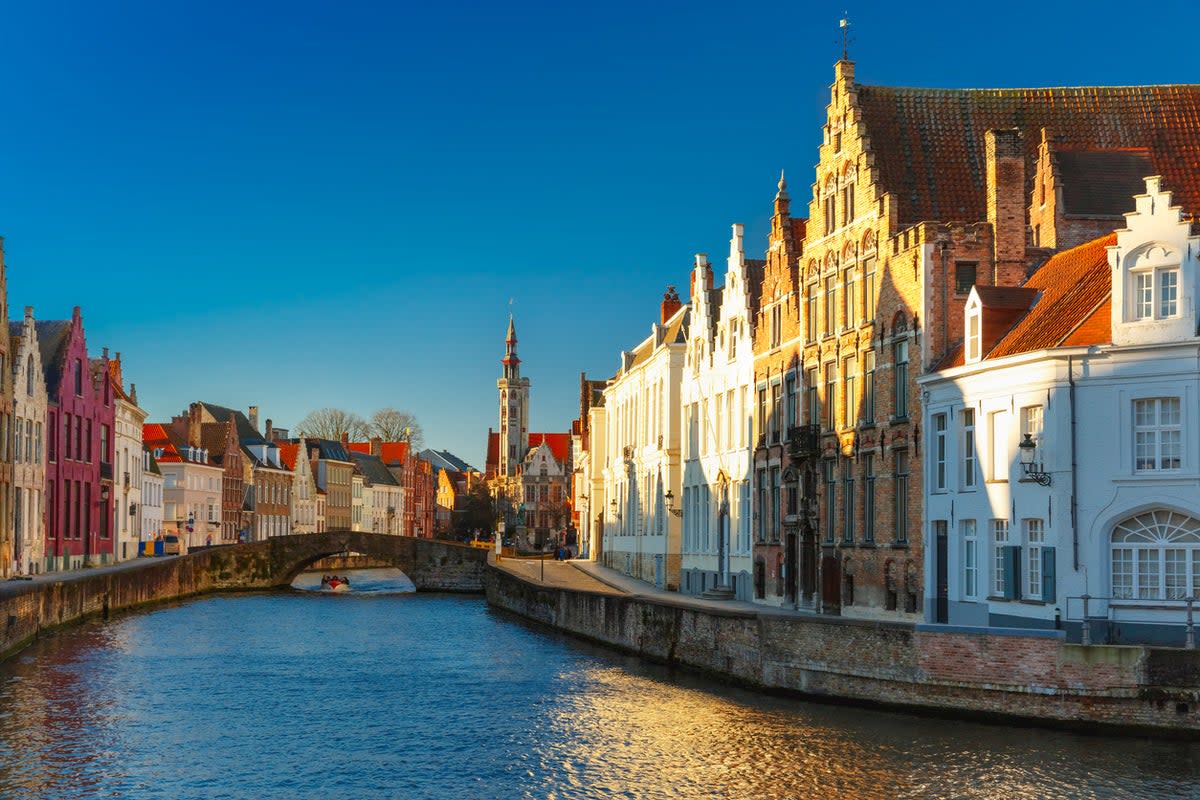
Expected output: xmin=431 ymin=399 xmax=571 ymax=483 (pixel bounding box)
xmin=1042 ymin=547 xmax=1056 ymax=604
xmin=1002 ymin=545 xmax=1021 ymax=600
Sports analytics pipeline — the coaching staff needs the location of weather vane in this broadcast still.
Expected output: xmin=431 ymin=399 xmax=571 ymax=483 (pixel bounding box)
xmin=839 ymin=14 xmax=853 ymax=61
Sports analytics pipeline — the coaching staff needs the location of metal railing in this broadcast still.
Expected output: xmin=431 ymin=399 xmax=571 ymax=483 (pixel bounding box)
xmin=1066 ymin=594 xmax=1196 ymax=648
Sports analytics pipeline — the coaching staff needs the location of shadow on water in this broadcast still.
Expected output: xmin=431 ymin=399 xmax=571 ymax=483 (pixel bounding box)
xmin=290 ymin=567 xmax=416 ymax=595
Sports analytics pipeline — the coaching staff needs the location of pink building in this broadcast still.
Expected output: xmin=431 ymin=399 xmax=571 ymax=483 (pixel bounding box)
xmin=38 ymin=307 xmax=114 ymax=570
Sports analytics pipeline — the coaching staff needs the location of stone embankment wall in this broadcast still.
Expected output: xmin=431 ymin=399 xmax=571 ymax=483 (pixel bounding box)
xmin=0 ymin=534 xmax=487 ymax=661
xmin=484 ymin=566 xmax=1200 ymax=737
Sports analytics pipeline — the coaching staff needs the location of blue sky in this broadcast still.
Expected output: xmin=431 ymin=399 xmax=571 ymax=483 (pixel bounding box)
xmin=0 ymin=0 xmax=1195 ymax=469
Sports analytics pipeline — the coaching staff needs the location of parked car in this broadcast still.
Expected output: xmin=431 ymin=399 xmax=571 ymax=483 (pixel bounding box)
xmin=162 ymin=535 xmax=186 ymax=556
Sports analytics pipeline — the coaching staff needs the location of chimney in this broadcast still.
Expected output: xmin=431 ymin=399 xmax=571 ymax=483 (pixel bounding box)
xmin=187 ymin=402 xmax=203 ymax=448
xmin=660 ymin=285 xmax=682 ymax=324
xmin=248 ymin=406 xmax=259 ymax=432
xmin=370 ymin=436 xmax=383 ymax=457
xmin=264 ymin=418 xmax=274 ymax=441
xmin=340 ymin=431 xmax=350 ymax=447
xmin=985 ymin=128 xmax=1027 ymax=285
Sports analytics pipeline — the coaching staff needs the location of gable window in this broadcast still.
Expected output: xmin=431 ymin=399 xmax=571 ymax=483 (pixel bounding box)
xmin=965 ymin=298 xmax=982 ymax=363
xmin=73 ymin=359 xmax=83 ymax=396
xmin=842 ymin=180 xmax=855 ymax=225
xmin=1130 ymin=265 xmax=1180 ymax=321
xmin=1134 ymin=398 xmax=1181 ymax=471
xmin=770 ymin=304 xmax=782 ymax=348
xmin=823 ymin=184 xmax=837 ymax=236
xmin=955 ymin=262 xmax=977 ymax=295
xmin=25 ymin=355 xmax=33 ymax=396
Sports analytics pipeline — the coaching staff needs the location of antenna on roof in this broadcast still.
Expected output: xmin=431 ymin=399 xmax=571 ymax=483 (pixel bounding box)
xmin=839 ymin=14 xmax=853 ymax=61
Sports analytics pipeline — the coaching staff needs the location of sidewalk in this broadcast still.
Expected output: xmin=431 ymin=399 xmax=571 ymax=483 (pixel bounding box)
xmin=491 ymin=553 xmax=820 ymax=619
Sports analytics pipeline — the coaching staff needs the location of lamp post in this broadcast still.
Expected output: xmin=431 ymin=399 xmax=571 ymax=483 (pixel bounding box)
xmin=1018 ymin=433 xmax=1052 ymax=486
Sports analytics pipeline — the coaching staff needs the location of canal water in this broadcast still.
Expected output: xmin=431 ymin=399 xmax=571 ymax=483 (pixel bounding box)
xmin=0 ymin=579 xmax=1197 ymax=799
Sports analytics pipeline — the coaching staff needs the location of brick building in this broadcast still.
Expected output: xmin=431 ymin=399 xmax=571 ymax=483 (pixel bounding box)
xmin=758 ymin=59 xmax=1200 ymax=619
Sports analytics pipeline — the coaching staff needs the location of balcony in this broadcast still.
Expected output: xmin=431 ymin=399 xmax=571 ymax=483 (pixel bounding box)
xmin=786 ymin=425 xmax=821 ymax=459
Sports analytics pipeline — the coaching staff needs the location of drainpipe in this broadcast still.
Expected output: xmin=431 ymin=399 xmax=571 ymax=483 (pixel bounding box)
xmin=1069 ymin=355 xmax=1078 ymax=571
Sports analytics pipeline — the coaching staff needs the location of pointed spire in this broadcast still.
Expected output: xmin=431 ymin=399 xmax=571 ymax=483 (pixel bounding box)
xmin=502 ymin=314 xmax=520 ymax=369
xmin=506 ymin=313 xmax=517 ymax=344
xmin=774 ymin=169 xmax=790 ymax=217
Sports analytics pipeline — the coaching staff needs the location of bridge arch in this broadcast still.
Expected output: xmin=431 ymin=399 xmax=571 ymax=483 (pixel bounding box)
xmin=196 ymin=532 xmax=487 ymax=593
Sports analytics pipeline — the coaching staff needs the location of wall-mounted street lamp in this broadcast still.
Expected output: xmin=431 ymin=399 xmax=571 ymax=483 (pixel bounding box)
xmin=1018 ymin=433 xmax=1051 ymax=486
xmin=663 ymin=490 xmax=683 ymax=517
xmin=610 ymin=498 xmax=621 ymax=521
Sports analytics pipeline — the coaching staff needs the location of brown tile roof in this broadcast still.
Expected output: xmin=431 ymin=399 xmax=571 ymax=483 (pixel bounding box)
xmin=855 ymin=83 xmax=1200 ymax=223
xmin=987 ymin=233 xmax=1115 ymax=358
xmin=1055 ymin=149 xmax=1155 ymax=217
xmin=143 ymin=423 xmax=183 ymax=463
xmin=346 ymin=441 xmax=409 ymax=466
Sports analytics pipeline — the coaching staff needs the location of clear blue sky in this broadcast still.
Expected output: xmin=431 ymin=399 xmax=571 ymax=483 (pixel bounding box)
xmin=0 ymin=0 xmax=1195 ymax=469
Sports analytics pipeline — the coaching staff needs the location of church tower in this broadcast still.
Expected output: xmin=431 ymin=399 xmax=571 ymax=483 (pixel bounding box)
xmin=497 ymin=315 xmax=530 ymax=478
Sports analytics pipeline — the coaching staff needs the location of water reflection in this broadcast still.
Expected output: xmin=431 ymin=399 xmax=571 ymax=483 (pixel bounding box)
xmin=291 ymin=567 xmax=416 ymax=594
xmin=0 ymin=594 xmax=1195 ymax=799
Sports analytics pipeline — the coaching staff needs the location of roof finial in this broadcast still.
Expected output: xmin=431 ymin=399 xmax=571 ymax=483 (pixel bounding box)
xmin=778 ymin=169 xmax=787 ymax=193
xmin=839 ymin=14 xmax=852 ymax=61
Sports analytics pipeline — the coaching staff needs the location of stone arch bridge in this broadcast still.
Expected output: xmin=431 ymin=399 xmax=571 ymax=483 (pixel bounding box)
xmin=199 ymin=532 xmax=489 ymax=591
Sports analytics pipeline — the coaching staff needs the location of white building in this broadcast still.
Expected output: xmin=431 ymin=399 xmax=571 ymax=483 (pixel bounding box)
xmin=921 ymin=176 xmax=1200 ymax=645
xmin=109 ymin=355 xmax=146 ymax=561
xmin=140 ymin=446 xmax=164 ymax=545
xmin=678 ymin=227 xmax=758 ymax=599
xmin=597 ymin=291 xmax=687 ymax=589
xmin=281 ymin=438 xmax=318 ymax=534
xmin=10 ymin=307 xmax=46 ymax=575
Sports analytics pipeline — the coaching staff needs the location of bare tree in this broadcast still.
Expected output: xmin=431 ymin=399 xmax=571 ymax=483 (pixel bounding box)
xmin=296 ymin=407 xmax=370 ymax=441
xmin=370 ymin=407 xmax=424 ymax=447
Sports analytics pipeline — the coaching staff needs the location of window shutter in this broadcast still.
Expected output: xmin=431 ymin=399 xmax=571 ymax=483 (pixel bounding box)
xmin=1002 ymin=545 xmax=1021 ymax=600
xmin=1041 ymin=547 xmax=1056 ymax=604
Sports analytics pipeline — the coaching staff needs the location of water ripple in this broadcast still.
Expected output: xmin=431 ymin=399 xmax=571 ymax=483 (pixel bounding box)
xmin=0 ymin=592 xmax=1196 ymax=799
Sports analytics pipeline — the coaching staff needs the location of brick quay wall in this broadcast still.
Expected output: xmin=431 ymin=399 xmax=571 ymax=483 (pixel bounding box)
xmin=483 ymin=565 xmax=1200 ymax=737
xmin=0 ymin=534 xmax=486 ymax=662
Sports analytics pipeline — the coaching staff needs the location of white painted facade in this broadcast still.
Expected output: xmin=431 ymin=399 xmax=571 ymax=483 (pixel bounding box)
xmin=352 ymin=473 xmax=365 ymax=531
xmin=921 ymin=177 xmax=1200 ymax=644
xmin=288 ymin=438 xmax=318 ymax=534
xmin=140 ymin=447 xmax=164 ymax=545
xmin=159 ymin=450 xmax=222 ymax=552
xmin=10 ymin=307 xmax=46 ymax=575
xmin=598 ymin=304 xmax=687 ymax=589
xmin=679 ymin=226 xmax=756 ymax=600
xmin=113 ymin=393 xmax=146 ymax=562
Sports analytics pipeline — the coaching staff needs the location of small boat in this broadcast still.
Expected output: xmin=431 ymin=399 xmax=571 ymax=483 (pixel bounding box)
xmin=320 ymin=575 xmax=351 ymax=593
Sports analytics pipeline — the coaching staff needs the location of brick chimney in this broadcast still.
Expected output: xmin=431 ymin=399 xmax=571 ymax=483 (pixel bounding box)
xmin=660 ymin=285 xmax=682 ymax=324
xmin=340 ymin=431 xmax=350 ymax=447
xmin=370 ymin=436 xmax=383 ymax=457
xmin=264 ymin=418 xmax=274 ymax=441
xmin=986 ymin=128 xmax=1027 ymax=285
xmin=248 ymin=406 xmax=259 ymax=433
xmin=187 ymin=402 xmax=203 ymax=448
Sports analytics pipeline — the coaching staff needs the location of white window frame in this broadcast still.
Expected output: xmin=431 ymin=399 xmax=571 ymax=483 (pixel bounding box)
xmin=991 ymin=519 xmax=1009 ymax=597
xmin=1134 ymin=397 xmax=1182 ymax=472
xmin=933 ymin=413 xmax=947 ymax=492
xmin=961 ymin=409 xmax=977 ymax=490
xmin=1024 ymin=518 xmax=1044 ymax=600
xmin=965 ymin=295 xmax=982 ymax=363
xmin=962 ymin=519 xmax=978 ymax=600
xmin=1111 ymin=510 xmax=1200 ymax=601
xmin=1129 ymin=266 xmax=1181 ymax=321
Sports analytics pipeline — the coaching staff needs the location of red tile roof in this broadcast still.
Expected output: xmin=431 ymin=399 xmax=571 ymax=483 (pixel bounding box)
xmin=346 ymin=441 xmax=409 ymax=466
xmin=528 ymin=433 xmax=571 ymax=465
xmin=143 ymin=423 xmax=182 ymax=462
xmin=986 ymin=234 xmax=1115 ymax=358
xmin=485 ymin=431 xmax=499 ymax=476
xmin=855 ymin=83 xmax=1200 ymax=223
xmin=277 ymin=442 xmax=300 ymax=471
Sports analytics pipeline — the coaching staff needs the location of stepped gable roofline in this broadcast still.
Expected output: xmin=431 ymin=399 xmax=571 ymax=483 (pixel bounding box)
xmin=852 ymin=80 xmax=1200 ymax=224
xmin=34 ymin=320 xmax=72 ymax=397
xmin=622 ymin=304 xmax=689 ymax=377
xmin=276 ymin=441 xmax=300 ymax=470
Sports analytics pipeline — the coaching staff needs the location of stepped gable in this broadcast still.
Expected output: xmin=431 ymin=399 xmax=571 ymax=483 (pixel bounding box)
xmin=33 ymin=320 xmax=71 ymax=396
xmin=855 ymin=83 xmax=1200 ymax=223
xmin=527 ymin=433 xmax=570 ymax=464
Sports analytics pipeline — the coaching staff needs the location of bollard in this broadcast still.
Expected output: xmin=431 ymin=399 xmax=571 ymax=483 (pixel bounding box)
xmin=1187 ymin=597 xmax=1196 ymax=650
xmin=1080 ymin=594 xmax=1091 ymax=646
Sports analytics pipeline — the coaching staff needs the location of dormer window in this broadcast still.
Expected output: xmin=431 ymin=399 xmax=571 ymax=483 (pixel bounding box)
xmin=1131 ymin=267 xmax=1179 ymax=320
xmin=965 ymin=295 xmax=982 ymax=363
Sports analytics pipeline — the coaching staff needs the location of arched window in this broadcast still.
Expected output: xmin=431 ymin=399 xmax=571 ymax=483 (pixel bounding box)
xmin=822 ymin=176 xmax=838 ymax=235
xmin=1111 ymin=510 xmax=1200 ymax=600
